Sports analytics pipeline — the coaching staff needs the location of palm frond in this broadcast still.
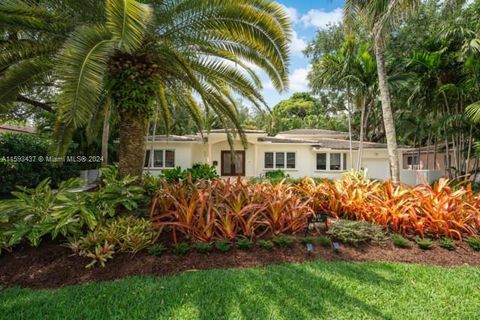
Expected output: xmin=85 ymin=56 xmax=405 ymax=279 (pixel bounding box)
xmin=54 ymin=25 xmax=115 ymax=155
xmin=105 ymin=0 xmax=152 ymax=53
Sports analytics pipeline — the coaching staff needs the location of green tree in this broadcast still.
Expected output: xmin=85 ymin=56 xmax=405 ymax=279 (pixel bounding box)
xmin=0 ymin=0 xmax=291 ymax=177
xmin=344 ymin=0 xmax=420 ymax=183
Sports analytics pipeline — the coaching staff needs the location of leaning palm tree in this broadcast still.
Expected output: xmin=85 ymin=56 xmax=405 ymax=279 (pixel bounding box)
xmin=0 ymin=0 xmax=291 ymax=177
xmin=344 ymin=0 xmax=420 ymax=183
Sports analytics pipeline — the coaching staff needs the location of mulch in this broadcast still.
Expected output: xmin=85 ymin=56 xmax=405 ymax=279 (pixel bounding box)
xmin=1 ymin=239 xmax=479 ymax=289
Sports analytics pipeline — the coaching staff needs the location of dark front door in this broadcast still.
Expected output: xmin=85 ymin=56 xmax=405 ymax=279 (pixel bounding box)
xmin=221 ymin=151 xmax=245 ymax=176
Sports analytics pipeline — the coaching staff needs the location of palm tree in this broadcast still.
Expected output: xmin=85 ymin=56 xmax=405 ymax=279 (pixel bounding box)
xmin=309 ymin=37 xmax=377 ymax=170
xmin=344 ymin=0 xmax=420 ymax=183
xmin=0 ymin=0 xmax=291 ymax=177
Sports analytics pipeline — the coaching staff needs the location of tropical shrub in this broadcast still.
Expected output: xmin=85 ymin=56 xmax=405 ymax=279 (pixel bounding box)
xmin=327 ymin=220 xmax=387 ymax=246
xmin=148 ymin=244 xmax=167 ymax=256
xmin=215 ymin=240 xmax=231 ymax=252
xmin=236 ymin=237 xmax=253 ymax=250
xmin=301 ymin=237 xmax=315 ymax=245
xmin=439 ymin=237 xmax=456 ymax=250
xmin=173 ymin=242 xmax=190 ymax=255
xmin=257 ymin=240 xmax=274 ymax=250
xmin=391 ymin=234 xmax=413 ymax=248
xmin=193 ymin=242 xmax=212 ymax=253
xmin=415 ymin=237 xmax=433 ymax=250
xmin=185 ymin=163 xmax=219 ymax=182
xmin=295 ymin=176 xmax=480 ymax=240
xmin=317 ymin=235 xmax=332 ymax=247
xmin=465 ymin=236 xmax=480 ymax=251
xmin=69 ymin=216 xmax=156 ymax=267
xmin=150 ymin=178 xmax=313 ymax=242
xmin=272 ymin=234 xmax=295 ymax=248
xmin=161 ymin=167 xmax=184 ymax=183
xmin=265 ymin=170 xmax=288 ymax=184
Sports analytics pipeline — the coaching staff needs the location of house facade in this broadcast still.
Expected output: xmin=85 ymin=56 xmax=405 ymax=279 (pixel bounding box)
xmin=144 ymin=129 xmax=416 ymax=182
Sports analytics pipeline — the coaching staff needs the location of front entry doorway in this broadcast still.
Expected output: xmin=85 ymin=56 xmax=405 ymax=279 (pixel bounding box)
xmin=221 ymin=150 xmax=245 ymax=176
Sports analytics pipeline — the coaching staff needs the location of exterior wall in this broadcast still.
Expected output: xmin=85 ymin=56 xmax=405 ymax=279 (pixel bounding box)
xmin=402 ymin=151 xmax=451 ymax=171
xmin=143 ymin=137 xmax=394 ymax=183
xmin=144 ymin=142 xmax=196 ymax=176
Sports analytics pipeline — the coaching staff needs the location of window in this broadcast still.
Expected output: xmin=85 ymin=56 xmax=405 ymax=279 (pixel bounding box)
xmin=315 ymin=152 xmax=347 ymax=171
xmin=316 ymin=153 xmax=326 ymax=170
xmin=144 ymin=149 xmax=175 ymax=168
xmin=264 ymin=152 xmax=295 ymax=169
xmin=286 ymin=152 xmax=295 ymax=169
xmin=275 ymin=152 xmax=285 ymax=168
xmin=330 ymin=153 xmax=341 ymax=170
xmin=407 ymin=155 xmax=419 ymax=166
xmin=265 ymin=152 xmax=274 ymax=168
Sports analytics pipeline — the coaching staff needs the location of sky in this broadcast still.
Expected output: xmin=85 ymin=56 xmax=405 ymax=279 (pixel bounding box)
xmin=260 ymin=0 xmax=344 ymax=108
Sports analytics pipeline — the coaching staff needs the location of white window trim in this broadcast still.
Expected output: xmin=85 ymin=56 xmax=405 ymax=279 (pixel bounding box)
xmin=145 ymin=149 xmax=175 ymax=169
xmin=315 ymin=152 xmax=347 ymax=172
xmin=264 ymin=151 xmax=297 ymax=170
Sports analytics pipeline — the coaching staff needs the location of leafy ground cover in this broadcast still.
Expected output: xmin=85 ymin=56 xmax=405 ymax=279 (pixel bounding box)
xmin=1 ymin=260 xmax=479 ymax=320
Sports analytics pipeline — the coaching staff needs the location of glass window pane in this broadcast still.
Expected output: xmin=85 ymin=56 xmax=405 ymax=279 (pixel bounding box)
xmin=286 ymin=152 xmax=295 ymax=168
xmin=343 ymin=153 xmax=347 ymax=170
xmin=153 ymin=150 xmax=163 ymax=168
xmin=330 ymin=153 xmax=341 ymax=170
xmin=316 ymin=153 xmax=326 ymax=170
xmin=234 ymin=152 xmax=243 ymax=174
xmin=223 ymin=152 xmax=232 ymax=174
xmin=165 ymin=150 xmax=175 ymax=167
xmin=275 ymin=152 xmax=285 ymax=168
xmin=144 ymin=150 xmax=151 ymax=167
xmin=264 ymin=152 xmax=273 ymax=168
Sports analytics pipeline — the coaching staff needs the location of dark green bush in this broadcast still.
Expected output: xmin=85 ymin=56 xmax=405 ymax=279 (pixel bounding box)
xmin=265 ymin=170 xmax=288 ymax=183
xmin=161 ymin=167 xmax=184 ymax=183
xmin=327 ymin=220 xmax=386 ymax=245
xmin=317 ymin=235 xmax=332 ymax=247
xmin=415 ymin=237 xmax=433 ymax=250
xmin=301 ymin=237 xmax=315 ymax=245
xmin=215 ymin=240 xmax=231 ymax=252
xmin=0 ymin=133 xmax=81 ymax=193
xmin=391 ymin=234 xmax=413 ymax=248
xmin=148 ymin=244 xmax=167 ymax=256
xmin=173 ymin=242 xmax=190 ymax=255
xmin=185 ymin=163 xmax=219 ymax=181
xmin=465 ymin=237 xmax=480 ymax=251
xmin=439 ymin=237 xmax=456 ymax=251
xmin=272 ymin=234 xmax=295 ymax=248
xmin=257 ymin=240 xmax=274 ymax=250
xmin=236 ymin=237 xmax=253 ymax=250
xmin=193 ymin=242 xmax=212 ymax=253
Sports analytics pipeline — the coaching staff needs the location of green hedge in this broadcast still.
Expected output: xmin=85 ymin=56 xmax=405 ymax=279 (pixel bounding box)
xmin=0 ymin=134 xmax=81 ymax=194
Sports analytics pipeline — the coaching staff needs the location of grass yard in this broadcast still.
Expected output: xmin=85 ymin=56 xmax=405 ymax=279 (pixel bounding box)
xmin=1 ymin=261 xmax=479 ymax=320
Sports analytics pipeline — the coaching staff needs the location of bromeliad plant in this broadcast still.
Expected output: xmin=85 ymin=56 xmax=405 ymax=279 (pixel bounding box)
xmin=150 ymin=178 xmax=313 ymax=243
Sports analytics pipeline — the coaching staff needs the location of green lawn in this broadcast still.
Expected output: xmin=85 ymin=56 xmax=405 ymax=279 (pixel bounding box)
xmin=1 ymin=261 xmax=479 ymax=320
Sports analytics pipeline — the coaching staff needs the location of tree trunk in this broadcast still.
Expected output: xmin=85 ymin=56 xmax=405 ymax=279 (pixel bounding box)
xmin=118 ymin=110 xmax=148 ymax=177
xmin=374 ymin=32 xmax=400 ymax=183
xmin=356 ymin=96 xmax=367 ymax=170
xmin=101 ymin=102 xmax=111 ymax=166
xmin=346 ymin=86 xmax=353 ymax=170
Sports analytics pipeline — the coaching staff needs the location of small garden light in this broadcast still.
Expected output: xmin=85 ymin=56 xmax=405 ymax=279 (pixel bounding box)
xmin=332 ymin=242 xmax=341 ymax=253
xmin=306 ymin=242 xmax=314 ymax=255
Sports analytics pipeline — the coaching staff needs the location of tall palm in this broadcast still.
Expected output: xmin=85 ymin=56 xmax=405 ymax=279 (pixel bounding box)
xmin=0 ymin=0 xmax=291 ymax=177
xmin=344 ymin=0 xmax=420 ymax=183
xmin=309 ymin=37 xmax=377 ymax=170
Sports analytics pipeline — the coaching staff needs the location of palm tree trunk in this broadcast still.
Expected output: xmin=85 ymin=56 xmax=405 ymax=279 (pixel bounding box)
xmin=101 ymin=102 xmax=111 ymax=166
xmin=356 ymin=96 xmax=367 ymax=170
xmin=118 ymin=110 xmax=148 ymax=177
xmin=346 ymin=86 xmax=353 ymax=169
xmin=374 ymin=33 xmax=400 ymax=183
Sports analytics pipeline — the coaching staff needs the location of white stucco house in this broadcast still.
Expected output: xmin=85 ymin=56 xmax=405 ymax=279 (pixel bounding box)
xmin=144 ymin=128 xmax=425 ymax=183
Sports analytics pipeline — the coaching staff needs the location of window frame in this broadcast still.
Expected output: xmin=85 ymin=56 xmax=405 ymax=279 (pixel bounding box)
xmin=264 ymin=151 xmax=296 ymax=170
xmin=144 ymin=149 xmax=176 ymax=168
xmin=315 ymin=151 xmax=347 ymax=172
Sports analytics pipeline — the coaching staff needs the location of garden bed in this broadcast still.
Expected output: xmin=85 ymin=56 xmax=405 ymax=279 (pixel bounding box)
xmin=1 ymin=238 xmax=479 ymax=289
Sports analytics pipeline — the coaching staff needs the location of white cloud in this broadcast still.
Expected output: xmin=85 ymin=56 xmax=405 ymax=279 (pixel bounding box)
xmin=281 ymin=5 xmax=300 ymax=23
xmin=290 ymin=30 xmax=307 ymax=56
xmin=289 ymin=65 xmax=312 ymax=92
xmin=300 ymin=8 xmax=343 ymax=29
